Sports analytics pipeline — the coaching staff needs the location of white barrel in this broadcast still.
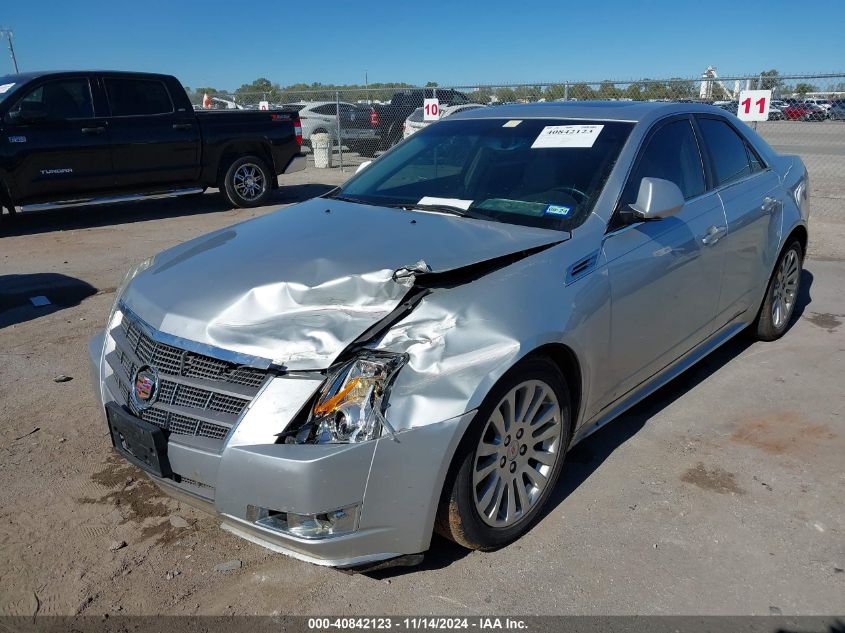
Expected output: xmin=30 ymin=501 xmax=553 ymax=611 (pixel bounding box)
xmin=311 ymin=133 xmax=333 ymax=169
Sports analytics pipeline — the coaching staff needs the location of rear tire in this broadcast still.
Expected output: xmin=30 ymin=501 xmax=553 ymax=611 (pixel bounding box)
xmin=751 ymin=239 xmax=803 ymax=341
xmin=435 ymin=356 xmax=571 ymax=550
xmin=221 ymin=156 xmax=272 ymax=208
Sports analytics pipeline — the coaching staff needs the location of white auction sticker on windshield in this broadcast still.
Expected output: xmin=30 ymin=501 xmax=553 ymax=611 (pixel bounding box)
xmin=0 ymin=83 xmax=15 ymax=94
xmin=531 ymin=124 xmax=604 ymax=149
xmin=418 ymin=196 xmax=473 ymax=210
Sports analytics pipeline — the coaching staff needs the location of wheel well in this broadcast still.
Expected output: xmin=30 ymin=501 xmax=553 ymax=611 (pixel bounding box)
xmin=787 ymin=224 xmax=808 ymax=257
xmin=528 ymin=343 xmax=583 ymax=436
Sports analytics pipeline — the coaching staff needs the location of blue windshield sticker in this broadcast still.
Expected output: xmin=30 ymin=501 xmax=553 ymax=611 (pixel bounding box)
xmin=544 ymin=205 xmax=571 ymax=217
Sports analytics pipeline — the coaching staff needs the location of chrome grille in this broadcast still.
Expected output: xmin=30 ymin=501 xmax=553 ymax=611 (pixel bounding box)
xmin=121 ymin=317 xmax=266 ymax=388
xmin=108 ymin=311 xmax=269 ymax=444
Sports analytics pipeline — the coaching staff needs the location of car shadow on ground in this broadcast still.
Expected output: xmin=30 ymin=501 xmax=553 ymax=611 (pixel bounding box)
xmin=366 ymin=269 xmax=814 ymax=578
xmin=0 ymin=183 xmax=336 ymax=238
xmin=0 ymin=273 xmax=99 ymax=328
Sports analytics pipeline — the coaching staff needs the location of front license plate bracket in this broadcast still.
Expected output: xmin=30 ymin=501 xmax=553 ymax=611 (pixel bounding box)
xmin=105 ymin=402 xmax=172 ymax=478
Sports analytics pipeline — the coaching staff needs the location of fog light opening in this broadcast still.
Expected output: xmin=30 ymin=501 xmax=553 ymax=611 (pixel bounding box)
xmin=247 ymin=503 xmax=360 ymax=539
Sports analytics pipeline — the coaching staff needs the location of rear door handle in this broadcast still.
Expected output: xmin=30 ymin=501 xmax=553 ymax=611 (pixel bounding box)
xmin=81 ymin=126 xmax=105 ymax=135
xmin=701 ymin=225 xmax=727 ymax=246
xmin=172 ymin=123 xmax=193 ymax=131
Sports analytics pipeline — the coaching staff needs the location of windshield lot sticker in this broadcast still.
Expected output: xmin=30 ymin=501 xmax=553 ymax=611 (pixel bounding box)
xmin=544 ymin=204 xmax=572 ymax=217
xmin=418 ymin=196 xmax=473 ymax=210
xmin=0 ymin=83 xmax=14 ymax=94
xmin=531 ymin=124 xmax=604 ymax=149
xmin=502 ymin=120 xmax=522 ymax=127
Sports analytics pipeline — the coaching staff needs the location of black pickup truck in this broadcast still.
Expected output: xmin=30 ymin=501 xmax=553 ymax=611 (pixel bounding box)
xmin=372 ymin=87 xmax=471 ymax=151
xmin=0 ymin=70 xmax=304 ymax=219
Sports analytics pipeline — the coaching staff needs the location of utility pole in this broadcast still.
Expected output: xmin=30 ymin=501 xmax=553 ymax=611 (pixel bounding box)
xmin=0 ymin=28 xmax=18 ymax=73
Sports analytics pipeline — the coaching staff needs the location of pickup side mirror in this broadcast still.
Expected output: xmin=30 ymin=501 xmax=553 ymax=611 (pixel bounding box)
xmin=355 ymin=161 xmax=372 ymax=174
xmin=629 ymin=177 xmax=685 ymax=220
xmin=7 ymin=102 xmax=49 ymax=124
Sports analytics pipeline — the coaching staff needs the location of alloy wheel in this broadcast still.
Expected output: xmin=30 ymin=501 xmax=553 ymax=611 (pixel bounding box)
xmin=233 ymin=163 xmax=266 ymax=201
xmin=772 ymin=247 xmax=800 ymax=329
xmin=472 ymin=380 xmax=563 ymax=528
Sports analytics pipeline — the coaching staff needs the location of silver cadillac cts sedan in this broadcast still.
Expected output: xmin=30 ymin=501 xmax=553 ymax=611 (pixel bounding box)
xmin=88 ymin=102 xmax=809 ymax=569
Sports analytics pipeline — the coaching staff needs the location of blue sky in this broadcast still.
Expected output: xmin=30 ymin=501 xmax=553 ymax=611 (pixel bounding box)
xmin=2 ymin=0 xmax=843 ymax=89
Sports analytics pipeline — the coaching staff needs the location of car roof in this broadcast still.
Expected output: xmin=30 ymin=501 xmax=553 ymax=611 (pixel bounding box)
xmin=450 ymin=100 xmax=740 ymax=124
xmin=283 ymin=101 xmax=356 ymax=107
xmin=0 ymin=70 xmax=175 ymax=82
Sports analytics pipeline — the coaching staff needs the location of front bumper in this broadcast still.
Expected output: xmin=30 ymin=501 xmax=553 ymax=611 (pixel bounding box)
xmin=87 ymin=328 xmax=474 ymax=567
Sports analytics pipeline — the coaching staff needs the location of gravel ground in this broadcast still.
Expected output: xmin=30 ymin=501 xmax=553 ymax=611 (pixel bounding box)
xmin=1 ymin=128 xmax=844 ymax=618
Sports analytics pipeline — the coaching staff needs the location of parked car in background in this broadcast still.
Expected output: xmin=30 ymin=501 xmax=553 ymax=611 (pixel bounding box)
xmin=283 ymin=101 xmax=381 ymax=156
xmin=372 ymin=88 xmax=473 ymax=150
xmin=0 ymin=70 xmax=304 ymax=218
xmin=783 ymin=102 xmax=827 ymax=121
xmin=767 ymin=105 xmax=785 ymax=121
xmin=210 ymin=96 xmax=243 ymax=110
xmin=828 ymin=100 xmax=845 ymax=121
xmin=714 ymin=100 xmax=739 ymax=114
xmin=403 ymin=103 xmax=485 ymax=139
xmin=802 ymin=97 xmax=831 ymax=113
xmin=89 ymin=101 xmax=808 ymax=569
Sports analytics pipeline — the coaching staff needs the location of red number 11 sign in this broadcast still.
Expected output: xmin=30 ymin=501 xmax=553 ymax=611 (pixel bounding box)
xmin=737 ymin=90 xmax=772 ymax=122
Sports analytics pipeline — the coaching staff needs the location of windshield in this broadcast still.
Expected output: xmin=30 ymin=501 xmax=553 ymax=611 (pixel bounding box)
xmin=336 ymin=117 xmax=633 ymax=230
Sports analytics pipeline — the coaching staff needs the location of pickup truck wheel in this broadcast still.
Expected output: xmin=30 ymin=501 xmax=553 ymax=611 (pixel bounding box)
xmin=222 ymin=156 xmax=272 ymax=208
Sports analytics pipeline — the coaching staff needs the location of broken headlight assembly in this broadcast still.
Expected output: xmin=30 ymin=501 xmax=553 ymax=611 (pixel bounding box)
xmin=286 ymin=352 xmax=408 ymax=444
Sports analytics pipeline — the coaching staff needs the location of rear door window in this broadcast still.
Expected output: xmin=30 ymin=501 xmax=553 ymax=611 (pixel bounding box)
xmin=697 ymin=118 xmax=753 ymax=186
xmin=104 ymin=78 xmax=173 ymax=116
xmin=312 ymin=104 xmax=337 ymax=116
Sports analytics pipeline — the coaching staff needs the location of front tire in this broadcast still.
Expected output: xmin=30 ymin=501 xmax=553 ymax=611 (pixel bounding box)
xmin=751 ymin=239 xmax=803 ymax=341
xmin=222 ymin=155 xmax=272 ymax=208
xmin=436 ymin=356 xmax=571 ymax=550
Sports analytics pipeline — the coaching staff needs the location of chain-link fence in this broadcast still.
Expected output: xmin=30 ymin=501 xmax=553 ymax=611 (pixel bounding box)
xmin=190 ymin=73 xmax=845 ymax=211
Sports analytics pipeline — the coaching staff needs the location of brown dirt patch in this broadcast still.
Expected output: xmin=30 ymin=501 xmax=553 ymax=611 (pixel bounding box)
xmin=730 ymin=411 xmax=838 ymax=456
xmin=681 ymin=462 xmax=745 ymax=495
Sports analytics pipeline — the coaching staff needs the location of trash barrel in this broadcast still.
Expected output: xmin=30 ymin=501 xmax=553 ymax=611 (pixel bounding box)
xmin=312 ymin=133 xmax=333 ymax=169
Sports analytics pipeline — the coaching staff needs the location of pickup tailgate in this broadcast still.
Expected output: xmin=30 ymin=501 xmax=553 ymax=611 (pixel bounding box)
xmin=339 ymin=104 xmax=380 ymax=140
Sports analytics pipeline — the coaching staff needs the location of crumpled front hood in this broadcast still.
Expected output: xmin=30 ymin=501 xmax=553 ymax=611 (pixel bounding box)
xmin=122 ymin=198 xmax=566 ymax=369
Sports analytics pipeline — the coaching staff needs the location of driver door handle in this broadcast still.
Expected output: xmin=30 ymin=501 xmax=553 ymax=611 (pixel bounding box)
xmin=701 ymin=225 xmax=727 ymax=246
xmin=81 ymin=126 xmax=106 ymax=135
xmin=172 ymin=123 xmax=193 ymax=131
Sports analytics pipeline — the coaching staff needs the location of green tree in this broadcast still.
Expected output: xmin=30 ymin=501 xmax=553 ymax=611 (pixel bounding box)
xmin=496 ymin=87 xmax=517 ymax=103
xmin=570 ymin=83 xmax=594 ymax=100
xmin=759 ymin=69 xmax=783 ymax=92
xmin=794 ymin=82 xmax=817 ymax=96
xmin=545 ymin=84 xmax=567 ymax=101
xmin=597 ymin=81 xmax=621 ymax=100
xmin=425 ymin=81 xmax=438 ymax=87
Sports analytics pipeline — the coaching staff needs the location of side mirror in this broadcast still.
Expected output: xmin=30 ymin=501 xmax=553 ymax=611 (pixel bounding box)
xmin=355 ymin=160 xmax=372 ymax=174
xmin=7 ymin=102 xmax=48 ymax=124
xmin=629 ymin=177 xmax=685 ymax=220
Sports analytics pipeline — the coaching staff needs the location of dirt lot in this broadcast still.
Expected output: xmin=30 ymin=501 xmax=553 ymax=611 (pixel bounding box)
xmin=1 ymin=124 xmax=844 ymax=617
